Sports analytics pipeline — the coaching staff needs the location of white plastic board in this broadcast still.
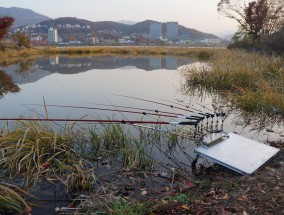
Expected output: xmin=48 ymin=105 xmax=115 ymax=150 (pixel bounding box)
xmin=195 ymin=133 xmax=280 ymax=175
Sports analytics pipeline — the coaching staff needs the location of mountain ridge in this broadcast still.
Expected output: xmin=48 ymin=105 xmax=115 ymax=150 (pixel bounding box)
xmin=0 ymin=7 xmax=51 ymax=28
xmin=40 ymin=17 xmax=220 ymax=41
xmin=0 ymin=7 xmax=221 ymax=41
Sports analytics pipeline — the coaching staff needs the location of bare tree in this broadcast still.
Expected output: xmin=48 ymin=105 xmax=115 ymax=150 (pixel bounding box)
xmin=218 ymin=0 xmax=284 ymax=41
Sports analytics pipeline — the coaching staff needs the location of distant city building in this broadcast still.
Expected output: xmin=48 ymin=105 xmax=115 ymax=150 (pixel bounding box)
xmin=201 ymin=38 xmax=221 ymax=44
xmin=167 ymin=22 xmax=178 ymax=41
xmin=181 ymin=32 xmax=190 ymax=41
xmin=92 ymin=37 xmax=97 ymax=45
xmin=150 ymin=21 xmax=162 ymax=40
xmin=48 ymin=27 xmax=58 ymax=44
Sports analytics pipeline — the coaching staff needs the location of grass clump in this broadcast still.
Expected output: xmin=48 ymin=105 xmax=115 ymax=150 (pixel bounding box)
xmin=87 ymin=123 xmax=154 ymax=171
xmin=183 ymin=49 xmax=284 ymax=115
xmin=0 ymin=182 xmax=31 ymax=214
xmin=0 ymin=120 xmax=96 ymax=189
xmin=74 ymin=195 xmax=153 ymax=215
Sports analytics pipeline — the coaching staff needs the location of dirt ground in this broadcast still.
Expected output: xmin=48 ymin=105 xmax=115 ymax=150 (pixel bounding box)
xmin=53 ymin=141 xmax=284 ymax=215
xmin=85 ymin=141 xmax=284 ymax=215
xmin=153 ymin=141 xmax=284 ymax=215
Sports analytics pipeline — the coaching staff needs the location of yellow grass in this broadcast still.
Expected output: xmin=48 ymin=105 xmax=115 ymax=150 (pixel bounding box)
xmin=0 ymin=45 xmax=217 ymax=66
xmin=183 ymin=49 xmax=284 ymax=115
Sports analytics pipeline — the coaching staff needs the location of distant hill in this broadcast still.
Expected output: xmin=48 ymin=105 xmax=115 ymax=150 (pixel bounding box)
xmin=39 ymin=17 xmax=220 ymax=41
xmin=0 ymin=7 xmax=50 ymax=28
xmin=117 ymin=20 xmax=138 ymax=25
xmin=41 ymin=17 xmax=129 ymax=33
xmin=214 ymin=30 xmax=236 ymax=41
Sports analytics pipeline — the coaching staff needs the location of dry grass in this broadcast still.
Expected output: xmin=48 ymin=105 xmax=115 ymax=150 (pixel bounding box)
xmin=0 ymin=45 xmax=218 ymax=66
xmin=44 ymin=46 xmax=217 ymax=58
xmin=183 ymin=49 xmax=284 ymax=115
xmin=0 ymin=182 xmax=31 ymax=214
xmin=0 ymin=47 xmax=45 ymax=66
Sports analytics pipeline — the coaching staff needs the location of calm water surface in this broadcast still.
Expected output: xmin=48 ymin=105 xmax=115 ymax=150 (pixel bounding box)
xmin=1 ymin=55 xmax=283 ymax=143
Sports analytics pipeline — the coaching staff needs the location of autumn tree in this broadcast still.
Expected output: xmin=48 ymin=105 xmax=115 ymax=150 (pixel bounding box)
xmin=218 ymin=0 xmax=284 ymax=42
xmin=0 ymin=16 xmax=14 ymax=40
xmin=12 ymin=33 xmax=31 ymax=48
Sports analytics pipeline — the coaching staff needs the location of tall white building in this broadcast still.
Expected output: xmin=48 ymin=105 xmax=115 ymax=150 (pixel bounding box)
xmin=150 ymin=21 xmax=162 ymax=40
xmin=48 ymin=27 xmax=58 ymax=44
xmin=167 ymin=22 xmax=178 ymax=41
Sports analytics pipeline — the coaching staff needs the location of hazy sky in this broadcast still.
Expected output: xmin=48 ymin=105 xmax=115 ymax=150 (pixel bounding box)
xmin=1 ymin=0 xmax=237 ymax=33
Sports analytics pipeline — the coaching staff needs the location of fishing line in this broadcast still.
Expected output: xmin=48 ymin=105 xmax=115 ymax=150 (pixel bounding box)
xmin=103 ymin=96 xmax=194 ymax=170
xmin=106 ymin=93 xmax=225 ymax=131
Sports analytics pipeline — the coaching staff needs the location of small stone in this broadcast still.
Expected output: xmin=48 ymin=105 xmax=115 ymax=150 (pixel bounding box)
xmin=141 ymin=190 xmax=147 ymax=195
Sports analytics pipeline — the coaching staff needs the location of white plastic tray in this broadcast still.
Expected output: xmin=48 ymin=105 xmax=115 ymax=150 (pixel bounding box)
xmin=195 ymin=133 xmax=280 ymax=175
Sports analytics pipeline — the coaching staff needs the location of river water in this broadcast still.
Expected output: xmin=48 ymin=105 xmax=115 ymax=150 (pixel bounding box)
xmin=1 ymin=55 xmax=283 ymax=142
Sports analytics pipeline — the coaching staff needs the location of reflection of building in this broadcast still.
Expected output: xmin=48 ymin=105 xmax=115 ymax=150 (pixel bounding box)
xmin=50 ymin=56 xmax=59 ymax=65
xmin=150 ymin=58 xmax=161 ymax=70
xmin=150 ymin=22 xmax=162 ymax=40
xmin=165 ymin=57 xmax=177 ymax=70
xmin=48 ymin=27 xmax=58 ymax=44
xmin=167 ymin=22 xmax=178 ymax=41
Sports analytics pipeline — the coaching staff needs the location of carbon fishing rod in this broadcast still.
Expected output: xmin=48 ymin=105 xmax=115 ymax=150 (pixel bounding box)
xmin=24 ymin=103 xmax=225 ymax=133
xmin=23 ymin=104 xmax=206 ymax=122
xmin=174 ymin=98 xmax=215 ymax=113
xmin=108 ymin=93 xmax=222 ymax=117
xmin=0 ymin=117 xmax=199 ymax=126
xmin=107 ymin=94 xmax=226 ymax=131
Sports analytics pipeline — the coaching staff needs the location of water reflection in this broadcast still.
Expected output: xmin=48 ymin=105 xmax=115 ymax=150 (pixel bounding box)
xmin=17 ymin=61 xmax=34 ymax=74
xmin=165 ymin=56 xmax=178 ymax=70
xmin=3 ymin=55 xmax=195 ymax=86
xmin=0 ymin=69 xmax=20 ymax=98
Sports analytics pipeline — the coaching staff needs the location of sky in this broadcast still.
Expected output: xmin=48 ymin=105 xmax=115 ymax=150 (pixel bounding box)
xmin=1 ymin=0 xmax=238 ymax=34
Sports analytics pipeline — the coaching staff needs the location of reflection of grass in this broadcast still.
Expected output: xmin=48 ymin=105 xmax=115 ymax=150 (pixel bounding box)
xmin=182 ymin=49 xmax=284 ymax=115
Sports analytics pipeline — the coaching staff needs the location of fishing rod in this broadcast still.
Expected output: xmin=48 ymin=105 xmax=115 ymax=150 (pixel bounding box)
xmin=153 ymin=96 xmax=209 ymax=113
xmin=85 ymin=102 xmax=189 ymax=116
xmin=0 ymin=117 xmax=199 ymax=126
xmin=109 ymin=93 xmax=198 ymax=113
xmin=23 ymin=104 xmax=206 ymax=122
xmin=108 ymin=93 xmax=224 ymax=120
xmin=23 ymin=102 xmax=226 ymax=133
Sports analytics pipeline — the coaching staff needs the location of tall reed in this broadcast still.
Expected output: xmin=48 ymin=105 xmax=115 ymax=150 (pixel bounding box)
xmin=182 ymin=49 xmax=284 ymax=115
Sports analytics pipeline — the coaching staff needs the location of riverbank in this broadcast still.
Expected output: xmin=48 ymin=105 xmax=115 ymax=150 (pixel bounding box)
xmin=76 ymin=141 xmax=284 ymax=214
xmin=0 ymin=45 xmax=216 ymax=66
xmin=0 ymin=119 xmax=283 ymax=214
